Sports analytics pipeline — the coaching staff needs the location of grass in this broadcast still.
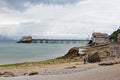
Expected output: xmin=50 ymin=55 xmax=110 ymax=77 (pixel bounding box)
xmin=0 ymin=58 xmax=74 ymax=67
xmin=0 ymin=62 xmax=30 ymax=67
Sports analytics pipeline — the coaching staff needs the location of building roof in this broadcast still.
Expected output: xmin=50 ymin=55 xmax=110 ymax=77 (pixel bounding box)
xmin=92 ymin=32 xmax=108 ymax=38
xmin=22 ymin=36 xmax=32 ymax=39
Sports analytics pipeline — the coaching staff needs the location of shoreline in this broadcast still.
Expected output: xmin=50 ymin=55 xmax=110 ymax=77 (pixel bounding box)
xmin=0 ymin=40 xmax=86 ymax=65
xmin=0 ymin=45 xmax=86 ymax=67
xmin=0 ymin=43 xmax=120 ymax=78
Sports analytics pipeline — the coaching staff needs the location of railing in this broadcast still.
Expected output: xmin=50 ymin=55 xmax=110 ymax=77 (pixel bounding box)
xmin=31 ymin=39 xmax=90 ymax=43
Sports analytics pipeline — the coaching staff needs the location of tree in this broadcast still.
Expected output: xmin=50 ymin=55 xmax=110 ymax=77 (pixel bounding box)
xmin=109 ymin=28 xmax=120 ymax=41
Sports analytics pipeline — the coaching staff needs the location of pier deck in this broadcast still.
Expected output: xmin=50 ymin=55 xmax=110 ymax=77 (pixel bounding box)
xmin=32 ymin=39 xmax=89 ymax=43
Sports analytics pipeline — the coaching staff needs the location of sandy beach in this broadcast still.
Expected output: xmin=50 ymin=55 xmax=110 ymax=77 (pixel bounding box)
xmin=0 ymin=61 xmax=98 ymax=76
xmin=0 ymin=64 xmax=119 ymax=80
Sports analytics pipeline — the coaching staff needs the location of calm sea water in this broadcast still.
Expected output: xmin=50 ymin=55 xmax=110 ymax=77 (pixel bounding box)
xmin=0 ymin=40 xmax=87 ymax=64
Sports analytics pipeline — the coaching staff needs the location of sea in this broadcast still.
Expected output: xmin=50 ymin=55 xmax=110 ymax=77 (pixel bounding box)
xmin=0 ymin=40 xmax=88 ymax=65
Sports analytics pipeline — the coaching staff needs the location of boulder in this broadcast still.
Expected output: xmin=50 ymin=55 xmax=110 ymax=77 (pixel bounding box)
xmin=63 ymin=47 xmax=80 ymax=59
xmin=88 ymin=51 xmax=101 ymax=63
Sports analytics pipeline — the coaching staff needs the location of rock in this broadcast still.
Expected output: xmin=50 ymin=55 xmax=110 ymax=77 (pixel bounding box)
xmin=23 ymin=73 xmax=28 ymax=75
xmin=0 ymin=72 xmax=3 ymax=76
xmin=99 ymin=61 xmax=120 ymax=66
xmin=99 ymin=62 xmax=114 ymax=66
xmin=63 ymin=47 xmax=80 ymax=59
xmin=0 ymin=71 xmax=14 ymax=77
xmin=88 ymin=51 xmax=101 ymax=63
xmin=29 ymin=71 xmax=39 ymax=76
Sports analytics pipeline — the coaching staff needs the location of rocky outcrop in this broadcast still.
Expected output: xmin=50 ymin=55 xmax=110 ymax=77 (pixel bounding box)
xmin=87 ymin=44 xmax=120 ymax=63
xmin=62 ymin=47 xmax=80 ymax=59
xmin=109 ymin=46 xmax=120 ymax=58
xmin=88 ymin=51 xmax=101 ymax=63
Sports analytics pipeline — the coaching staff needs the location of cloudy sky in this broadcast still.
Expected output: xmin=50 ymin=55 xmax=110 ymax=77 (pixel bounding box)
xmin=0 ymin=0 xmax=120 ymax=39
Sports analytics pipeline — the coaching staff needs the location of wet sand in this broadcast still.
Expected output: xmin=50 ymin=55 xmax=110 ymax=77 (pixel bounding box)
xmin=0 ymin=64 xmax=120 ymax=80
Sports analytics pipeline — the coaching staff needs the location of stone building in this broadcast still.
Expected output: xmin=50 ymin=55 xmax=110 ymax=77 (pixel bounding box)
xmin=92 ymin=32 xmax=109 ymax=46
xmin=22 ymin=36 xmax=32 ymax=41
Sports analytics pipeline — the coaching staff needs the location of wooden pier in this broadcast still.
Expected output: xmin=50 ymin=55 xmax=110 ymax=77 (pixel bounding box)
xmin=16 ymin=36 xmax=89 ymax=44
xmin=31 ymin=39 xmax=89 ymax=43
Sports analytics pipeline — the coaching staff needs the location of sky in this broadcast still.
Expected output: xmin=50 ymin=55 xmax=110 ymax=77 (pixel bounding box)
xmin=0 ymin=0 xmax=120 ymax=39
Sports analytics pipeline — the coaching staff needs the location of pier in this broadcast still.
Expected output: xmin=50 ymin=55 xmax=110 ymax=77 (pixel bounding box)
xmin=16 ymin=36 xmax=89 ymax=43
xmin=31 ymin=39 xmax=89 ymax=44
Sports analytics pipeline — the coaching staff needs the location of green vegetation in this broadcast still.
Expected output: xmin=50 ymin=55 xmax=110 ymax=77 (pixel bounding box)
xmin=0 ymin=62 xmax=30 ymax=67
xmin=0 ymin=58 xmax=74 ymax=67
xmin=109 ymin=28 xmax=120 ymax=41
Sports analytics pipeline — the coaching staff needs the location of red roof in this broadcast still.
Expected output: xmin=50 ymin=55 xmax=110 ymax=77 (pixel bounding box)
xmin=92 ymin=32 xmax=108 ymax=38
xmin=22 ymin=36 xmax=32 ymax=39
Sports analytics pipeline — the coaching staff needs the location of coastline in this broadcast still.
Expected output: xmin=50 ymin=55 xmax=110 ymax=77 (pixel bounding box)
xmin=0 ymin=58 xmax=86 ymax=76
xmin=0 ymin=43 xmax=120 ymax=78
xmin=0 ymin=40 xmax=86 ymax=65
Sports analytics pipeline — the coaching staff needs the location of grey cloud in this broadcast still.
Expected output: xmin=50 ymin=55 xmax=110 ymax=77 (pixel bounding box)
xmin=3 ymin=0 xmax=80 ymax=11
xmin=17 ymin=22 xmax=49 ymax=37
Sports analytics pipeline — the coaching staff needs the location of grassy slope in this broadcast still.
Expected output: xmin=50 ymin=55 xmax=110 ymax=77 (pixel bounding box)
xmin=0 ymin=58 xmax=73 ymax=67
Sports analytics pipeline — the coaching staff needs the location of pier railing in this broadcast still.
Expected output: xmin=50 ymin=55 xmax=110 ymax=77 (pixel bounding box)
xmin=31 ymin=39 xmax=89 ymax=43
